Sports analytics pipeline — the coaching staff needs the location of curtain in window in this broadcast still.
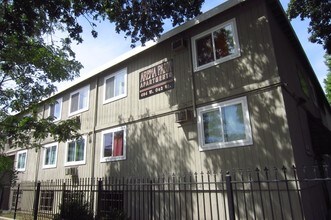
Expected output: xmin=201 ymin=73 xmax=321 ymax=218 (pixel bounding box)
xmin=113 ymin=131 xmax=124 ymax=156
xmin=45 ymin=148 xmax=50 ymax=165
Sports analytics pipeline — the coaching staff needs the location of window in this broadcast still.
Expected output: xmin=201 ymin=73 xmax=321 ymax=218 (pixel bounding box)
xmin=65 ymin=136 xmax=87 ymax=166
xmin=64 ymin=190 xmax=84 ymax=203
xmin=16 ymin=150 xmax=27 ymax=171
xmin=298 ymin=69 xmax=310 ymax=98
xmin=197 ymin=97 xmax=252 ymax=151
xmin=69 ymin=85 xmax=90 ymax=116
xmin=11 ymin=190 xmax=22 ymax=211
xmin=104 ymin=68 xmax=127 ymax=104
xmin=101 ymin=127 xmax=126 ymax=162
xmin=40 ymin=191 xmax=54 ymax=211
xmin=43 ymin=143 xmax=58 ymax=169
xmin=192 ymin=19 xmax=240 ymax=72
xmin=49 ymin=98 xmax=62 ymax=121
xmin=99 ymin=190 xmax=124 ymax=218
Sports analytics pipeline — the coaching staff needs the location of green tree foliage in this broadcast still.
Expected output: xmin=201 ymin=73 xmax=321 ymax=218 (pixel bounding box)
xmin=324 ymin=55 xmax=331 ymax=104
xmin=287 ymin=0 xmax=331 ymax=54
xmin=0 ymin=0 xmax=204 ymax=150
xmin=0 ymin=153 xmax=17 ymax=187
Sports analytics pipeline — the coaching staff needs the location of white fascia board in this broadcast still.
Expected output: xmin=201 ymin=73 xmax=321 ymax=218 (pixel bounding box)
xmin=159 ymin=0 xmax=245 ymax=42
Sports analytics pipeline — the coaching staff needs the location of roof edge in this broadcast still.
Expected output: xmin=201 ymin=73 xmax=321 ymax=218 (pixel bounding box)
xmin=54 ymin=0 xmax=245 ymax=96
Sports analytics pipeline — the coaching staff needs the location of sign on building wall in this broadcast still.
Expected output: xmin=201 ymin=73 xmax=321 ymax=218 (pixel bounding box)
xmin=139 ymin=60 xmax=174 ymax=99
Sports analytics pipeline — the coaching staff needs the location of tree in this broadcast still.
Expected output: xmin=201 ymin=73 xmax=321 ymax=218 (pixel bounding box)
xmin=287 ymin=0 xmax=331 ymax=54
xmin=0 ymin=153 xmax=17 ymax=186
xmin=0 ymin=153 xmax=17 ymax=206
xmin=324 ymin=55 xmax=331 ymax=104
xmin=0 ymin=0 xmax=204 ymax=150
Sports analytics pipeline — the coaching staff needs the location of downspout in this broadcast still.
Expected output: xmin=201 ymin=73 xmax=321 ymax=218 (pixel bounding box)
xmin=187 ymin=38 xmax=197 ymax=118
xmin=34 ymin=105 xmax=46 ymax=183
xmin=90 ymin=77 xmax=99 ymax=217
xmin=90 ymin=77 xmax=99 ymax=180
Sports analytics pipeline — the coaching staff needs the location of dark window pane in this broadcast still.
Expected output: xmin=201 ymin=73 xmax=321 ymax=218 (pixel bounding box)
xmin=202 ymin=110 xmax=223 ymax=144
xmin=104 ymin=133 xmax=113 ymax=157
xmin=196 ymin=34 xmax=214 ymax=67
xmin=50 ymin=105 xmax=55 ymax=118
xmin=67 ymin=142 xmax=75 ymax=162
xmin=50 ymin=145 xmax=56 ymax=164
xmin=70 ymin=93 xmax=79 ymax=113
xmin=214 ymin=25 xmax=235 ymax=59
xmin=40 ymin=191 xmax=54 ymax=211
xmin=76 ymin=139 xmax=85 ymax=161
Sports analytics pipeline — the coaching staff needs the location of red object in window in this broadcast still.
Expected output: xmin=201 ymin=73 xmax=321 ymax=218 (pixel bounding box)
xmin=113 ymin=131 xmax=123 ymax=156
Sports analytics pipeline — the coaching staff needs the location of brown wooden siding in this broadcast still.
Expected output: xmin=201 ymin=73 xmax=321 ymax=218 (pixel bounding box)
xmin=93 ymin=87 xmax=294 ymax=177
xmin=266 ymin=2 xmax=322 ymax=168
xmin=15 ymin=0 xmax=300 ymax=181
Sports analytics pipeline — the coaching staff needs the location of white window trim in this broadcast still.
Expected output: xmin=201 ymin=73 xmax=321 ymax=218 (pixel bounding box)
xmin=42 ymin=142 xmax=58 ymax=169
xmin=16 ymin=150 xmax=28 ymax=172
xmin=191 ymin=18 xmax=240 ymax=72
xmin=49 ymin=98 xmax=62 ymax=122
xmin=64 ymin=136 xmax=87 ymax=166
xmin=68 ymin=85 xmax=90 ymax=116
xmin=100 ymin=126 xmax=126 ymax=162
xmin=103 ymin=68 xmax=128 ymax=104
xmin=197 ymin=96 xmax=253 ymax=151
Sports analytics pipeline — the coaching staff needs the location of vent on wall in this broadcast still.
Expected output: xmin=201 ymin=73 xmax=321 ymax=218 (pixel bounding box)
xmin=65 ymin=167 xmax=78 ymax=176
xmin=175 ymin=109 xmax=191 ymax=123
xmin=171 ymin=38 xmax=186 ymax=51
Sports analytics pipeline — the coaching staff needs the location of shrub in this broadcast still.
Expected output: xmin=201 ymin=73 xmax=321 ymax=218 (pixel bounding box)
xmin=53 ymin=199 xmax=94 ymax=220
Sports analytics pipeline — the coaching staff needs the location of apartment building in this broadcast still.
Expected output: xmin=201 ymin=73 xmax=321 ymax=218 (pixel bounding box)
xmin=3 ymin=0 xmax=331 ymax=218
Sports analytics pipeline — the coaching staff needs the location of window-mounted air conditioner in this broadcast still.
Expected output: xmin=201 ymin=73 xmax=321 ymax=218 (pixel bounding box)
xmin=65 ymin=167 xmax=78 ymax=176
xmin=175 ymin=109 xmax=191 ymax=123
xmin=171 ymin=38 xmax=186 ymax=51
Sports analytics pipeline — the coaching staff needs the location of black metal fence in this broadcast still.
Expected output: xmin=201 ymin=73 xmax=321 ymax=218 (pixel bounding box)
xmin=9 ymin=165 xmax=331 ymax=220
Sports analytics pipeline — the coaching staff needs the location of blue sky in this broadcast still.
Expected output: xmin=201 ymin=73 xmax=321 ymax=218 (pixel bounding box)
xmin=64 ymin=0 xmax=327 ymax=91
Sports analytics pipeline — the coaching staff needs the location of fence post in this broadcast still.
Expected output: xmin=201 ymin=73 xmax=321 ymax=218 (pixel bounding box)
xmin=61 ymin=182 xmax=66 ymax=219
xmin=33 ymin=182 xmax=41 ymax=220
xmin=150 ymin=179 xmax=153 ymax=220
xmin=226 ymin=172 xmax=235 ymax=220
xmin=96 ymin=179 xmax=103 ymax=219
xmin=13 ymin=184 xmax=20 ymax=220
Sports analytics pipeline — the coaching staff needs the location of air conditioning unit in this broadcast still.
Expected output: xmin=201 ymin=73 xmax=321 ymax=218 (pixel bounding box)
xmin=65 ymin=167 xmax=78 ymax=176
xmin=171 ymin=38 xmax=186 ymax=51
xmin=175 ymin=109 xmax=191 ymax=123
